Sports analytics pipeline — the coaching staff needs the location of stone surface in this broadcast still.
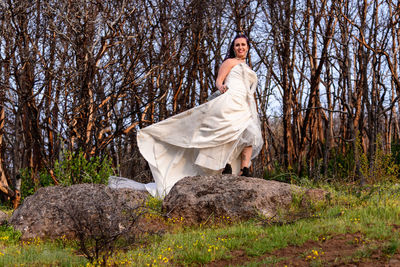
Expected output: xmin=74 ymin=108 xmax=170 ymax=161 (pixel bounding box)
xmin=301 ymin=188 xmax=329 ymax=206
xmin=0 ymin=210 xmax=8 ymax=225
xmin=162 ymin=175 xmax=315 ymax=224
xmin=9 ymin=184 xmax=149 ymax=240
xmin=9 ymin=177 xmax=328 ymax=238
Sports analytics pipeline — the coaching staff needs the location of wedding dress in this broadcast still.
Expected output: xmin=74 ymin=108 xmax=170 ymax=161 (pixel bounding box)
xmin=109 ymin=63 xmax=263 ymax=197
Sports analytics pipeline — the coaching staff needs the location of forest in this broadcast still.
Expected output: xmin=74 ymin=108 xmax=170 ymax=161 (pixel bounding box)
xmin=1 ymin=0 xmax=400 ymax=205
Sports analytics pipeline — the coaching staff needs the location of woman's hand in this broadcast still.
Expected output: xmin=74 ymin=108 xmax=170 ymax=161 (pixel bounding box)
xmin=218 ymin=84 xmax=228 ymax=93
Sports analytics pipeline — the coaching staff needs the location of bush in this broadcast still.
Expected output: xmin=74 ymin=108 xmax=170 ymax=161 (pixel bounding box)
xmin=53 ymin=150 xmax=114 ymax=185
xmin=0 ymin=225 xmax=21 ymax=245
xmin=55 ymin=187 xmax=145 ymax=265
xmin=360 ymin=136 xmax=399 ymax=184
xmin=20 ymin=150 xmax=114 ymax=199
xmin=326 ymin=145 xmax=356 ymax=181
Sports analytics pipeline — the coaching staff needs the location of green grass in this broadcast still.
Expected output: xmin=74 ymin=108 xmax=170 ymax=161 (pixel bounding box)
xmin=0 ymin=234 xmax=87 ymax=266
xmin=1 ymin=181 xmax=400 ymax=266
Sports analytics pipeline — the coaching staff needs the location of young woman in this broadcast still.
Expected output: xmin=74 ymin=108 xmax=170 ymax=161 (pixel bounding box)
xmin=112 ymin=34 xmax=263 ymax=197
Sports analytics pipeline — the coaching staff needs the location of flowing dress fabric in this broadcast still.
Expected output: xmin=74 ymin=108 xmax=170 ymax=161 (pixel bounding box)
xmin=137 ymin=63 xmax=263 ymax=197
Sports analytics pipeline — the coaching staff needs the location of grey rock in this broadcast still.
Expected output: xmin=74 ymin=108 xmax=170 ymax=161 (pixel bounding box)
xmin=301 ymin=188 xmax=329 ymax=206
xmin=0 ymin=210 xmax=9 ymax=225
xmin=162 ymin=175 xmax=312 ymax=224
xmin=9 ymin=184 xmax=149 ymax=240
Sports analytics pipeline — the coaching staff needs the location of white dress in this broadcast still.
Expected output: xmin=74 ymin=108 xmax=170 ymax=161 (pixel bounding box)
xmin=109 ymin=63 xmax=263 ymax=197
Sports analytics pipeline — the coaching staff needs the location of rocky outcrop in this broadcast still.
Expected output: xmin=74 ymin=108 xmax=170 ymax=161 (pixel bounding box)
xmin=9 ymin=176 xmax=328 ymax=239
xmin=162 ymin=175 xmax=327 ymax=224
xmin=9 ymin=184 xmax=149 ymax=240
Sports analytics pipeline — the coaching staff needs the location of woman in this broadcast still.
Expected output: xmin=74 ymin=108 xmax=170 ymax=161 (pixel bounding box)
xmin=216 ymin=34 xmax=259 ymax=177
xmin=111 ymin=34 xmax=263 ymax=197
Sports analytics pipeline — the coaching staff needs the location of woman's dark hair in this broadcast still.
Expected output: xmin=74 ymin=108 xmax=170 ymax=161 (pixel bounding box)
xmin=224 ymin=34 xmax=250 ymax=61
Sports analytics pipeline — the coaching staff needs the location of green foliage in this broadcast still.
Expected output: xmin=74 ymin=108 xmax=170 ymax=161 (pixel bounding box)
xmin=53 ymin=150 xmax=114 ymax=186
xmin=264 ymin=134 xmax=400 ymax=184
xmin=21 ymin=166 xmax=61 ymax=199
xmin=266 ymin=135 xmax=400 ymax=184
xmin=263 ymin=161 xmax=300 ymax=184
xmin=359 ymin=135 xmax=399 ymax=184
xmin=20 ymin=168 xmax=36 ymax=199
xmin=0 ymin=237 xmax=87 ymax=266
xmin=382 ymin=239 xmax=400 ymax=256
xmin=290 ymin=190 xmax=305 ymax=211
xmin=264 ymin=146 xmax=357 ymax=183
xmin=146 ymin=195 xmax=163 ymax=213
xmin=20 ymin=150 xmax=114 ymax=199
xmin=326 ymin=145 xmax=356 ymax=181
xmin=0 ymin=225 xmax=21 ymax=245
xmin=390 ymin=142 xmax=400 ymax=173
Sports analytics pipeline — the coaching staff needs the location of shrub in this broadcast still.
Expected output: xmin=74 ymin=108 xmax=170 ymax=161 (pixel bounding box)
xmin=56 ymin=187 xmax=146 ymax=265
xmin=326 ymin=145 xmax=356 ymax=181
xmin=360 ymin=136 xmax=399 ymax=184
xmin=0 ymin=225 xmax=21 ymax=245
xmin=53 ymin=150 xmax=114 ymax=185
xmin=20 ymin=150 xmax=114 ymax=199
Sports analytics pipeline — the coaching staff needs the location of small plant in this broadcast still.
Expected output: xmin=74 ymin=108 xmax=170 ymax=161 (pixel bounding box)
xmin=54 ymin=150 xmax=114 ymax=185
xmin=305 ymin=248 xmax=324 ymax=261
xmin=290 ymin=190 xmax=305 ymax=211
xmin=326 ymin=145 xmax=356 ymax=181
xmin=382 ymin=239 xmax=399 ymax=256
xmin=0 ymin=225 xmax=21 ymax=245
xmin=20 ymin=168 xmax=37 ymax=199
xmin=20 ymin=149 xmax=114 ymax=198
xmin=56 ymin=187 xmax=146 ymax=265
xmin=359 ymin=135 xmax=399 ymax=184
xmin=264 ymin=162 xmax=300 ymax=184
xmin=146 ymin=196 xmax=163 ymax=214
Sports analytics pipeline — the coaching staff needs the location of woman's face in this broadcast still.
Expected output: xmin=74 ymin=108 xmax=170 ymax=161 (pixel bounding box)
xmin=234 ymin=37 xmax=248 ymax=59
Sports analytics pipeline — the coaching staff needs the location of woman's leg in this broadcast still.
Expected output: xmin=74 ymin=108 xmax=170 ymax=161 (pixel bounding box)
xmin=240 ymin=146 xmax=252 ymax=175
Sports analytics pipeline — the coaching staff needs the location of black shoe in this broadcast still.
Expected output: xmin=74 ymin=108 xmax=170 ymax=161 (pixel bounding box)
xmin=240 ymin=167 xmax=251 ymax=177
xmin=222 ymin=164 xmax=232 ymax=174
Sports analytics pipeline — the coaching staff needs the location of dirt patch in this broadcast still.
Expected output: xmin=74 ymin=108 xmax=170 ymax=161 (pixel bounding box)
xmin=136 ymin=214 xmax=184 ymax=235
xmin=134 ymin=213 xmax=400 ymax=266
xmin=207 ymin=233 xmax=400 ymax=266
xmin=392 ymin=224 xmax=400 ymax=231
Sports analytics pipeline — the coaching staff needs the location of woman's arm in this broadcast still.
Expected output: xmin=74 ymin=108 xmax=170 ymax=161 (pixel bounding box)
xmin=215 ymin=59 xmax=236 ymax=93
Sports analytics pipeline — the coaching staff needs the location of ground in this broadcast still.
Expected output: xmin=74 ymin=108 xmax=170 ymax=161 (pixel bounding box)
xmin=137 ymin=212 xmax=400 ymax=266
xmin=207 ymin=231 xmax=400 ymax=266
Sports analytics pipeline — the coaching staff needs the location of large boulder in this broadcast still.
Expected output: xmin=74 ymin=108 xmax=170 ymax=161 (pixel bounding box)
xmin=162 ymin=175 xmax=327 ymax=224
xmin=9 ymin=184 xmax=149 ymax=240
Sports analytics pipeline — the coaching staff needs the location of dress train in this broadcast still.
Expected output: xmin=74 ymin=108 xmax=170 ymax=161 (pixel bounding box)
xmin=109 ymin=63 xmax=263 ymax=198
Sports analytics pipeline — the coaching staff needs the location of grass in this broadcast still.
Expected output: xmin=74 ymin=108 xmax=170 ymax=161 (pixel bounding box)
xmin=0 ymin=231 xmax=87 ymax=266
xmin=1 ymin=181 xmax=400 ymax=266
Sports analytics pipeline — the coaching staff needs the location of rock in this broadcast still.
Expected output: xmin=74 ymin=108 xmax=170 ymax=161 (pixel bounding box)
xmin=301 ymin=188 xmax=329 ymax=207
xmin=162 ymin=175 xmax=315 ymax=224
xmin=9 ymin=184 xmax=149 ymax=240
xmin=0 ymin=210 xmax=9 ymax=225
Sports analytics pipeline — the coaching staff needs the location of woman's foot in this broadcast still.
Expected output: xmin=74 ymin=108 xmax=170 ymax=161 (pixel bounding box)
xmin=240 ymin=146 xmax=252 ymax=176
xmin=222 ymin=164 xmax=232 ymax=174
xmin=240 ymin=167 xmax=251 ymax=177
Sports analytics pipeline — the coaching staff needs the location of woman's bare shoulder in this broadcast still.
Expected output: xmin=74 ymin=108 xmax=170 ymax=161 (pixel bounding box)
xmin=222 ymin=58 xmax=237 ymax=67
xmin=219 ymin=58 xmax=240 ymax=72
